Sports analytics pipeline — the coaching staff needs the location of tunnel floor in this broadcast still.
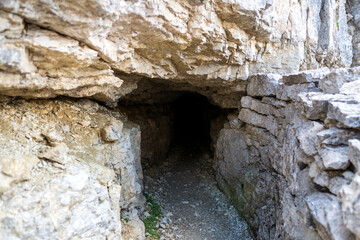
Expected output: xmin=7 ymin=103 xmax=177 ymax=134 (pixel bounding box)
xmin=120 ymin=91 xmax=252 ymax=239
xmin=142 ymin=144 xmax=252 ymax=240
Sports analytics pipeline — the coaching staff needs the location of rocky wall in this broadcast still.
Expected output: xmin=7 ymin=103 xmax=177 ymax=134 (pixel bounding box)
xmin=0 ymin=0 xmax=360 ymax=239
xmin=347 ymin=0 xmax=360 ymax=66
xmin=119 ymin=104 xmax=174 ymax=168
xmin=0 ymin=97 xmax=144 ymax=240
xmin=215 ymin=67 xmax=360 ymax=239
xmin=0 ymin=0 xmax=357 ymax=108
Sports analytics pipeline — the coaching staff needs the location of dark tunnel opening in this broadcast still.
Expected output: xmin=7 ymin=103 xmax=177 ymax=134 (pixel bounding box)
xmin=172 ymin=93 xmax=221 ymax=150
xmin=118 ymin=90 xmax=252 ymax=239
xmin=118 ymin=91 xmax=228 ymax=167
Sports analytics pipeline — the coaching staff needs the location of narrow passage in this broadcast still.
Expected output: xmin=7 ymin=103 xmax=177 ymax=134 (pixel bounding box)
xmin=143 ymin=144 xmax=253 ymax=240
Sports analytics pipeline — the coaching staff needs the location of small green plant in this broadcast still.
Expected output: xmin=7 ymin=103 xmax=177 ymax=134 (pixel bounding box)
xmin=120 ymin=213 xmax=130 ymax=223
xmin=142 ymin=193 xmax=162 ymax=239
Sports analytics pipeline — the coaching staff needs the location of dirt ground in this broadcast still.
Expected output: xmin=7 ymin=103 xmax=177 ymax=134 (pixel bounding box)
xmin=143 ymin=145 xmax=253 ymax=240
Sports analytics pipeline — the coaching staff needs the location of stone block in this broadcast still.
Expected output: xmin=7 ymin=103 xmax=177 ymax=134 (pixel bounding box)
xmin=319 ymin=146 xmax=349 ymax=170
xmin=239 ymin=108 xmax=279 ymax=136
xmin=298 ymin=92 xmax=333 ymax=120
xmin=340 ymin=173 xmax=360 ymax=237
xmin=282 ymin=68 xmax=330 ymax=85
xmin=328 ymin=96 xmax=360 ymax=128
xmin=306 ymin=193 xmax=355 ymax=240
xmin=349 ymin=139 xmax=360 ymax=171
xmin=241 ymin=96 xmax=284 ymax=117
xmin=276 ymin=82 xmax=318 ymax=101
xmin=247 ymin=74 xmax=280 ymax=97
xmin=101 ymin=120 xmax=124 ymax=142
xmin=317 ymin=128 xmax=360 ymax=146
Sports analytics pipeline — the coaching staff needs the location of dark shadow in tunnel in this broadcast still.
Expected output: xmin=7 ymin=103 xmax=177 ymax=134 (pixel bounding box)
xmin=172 ymin=93 xmax=222 ymax=155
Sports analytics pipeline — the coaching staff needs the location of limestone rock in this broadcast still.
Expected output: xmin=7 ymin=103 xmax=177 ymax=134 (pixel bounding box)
xmin=239 ymin=108 xmax=279 ymax=136
xmin=349 ymin=139 xmax=360 ymax=171
xmin=277 ymin=82 xmax=318 ymax=101
xmin=317 ymin=128 xmax=360 ymax=146
xmin=246 ymin=74 xmax=280 ymax=97
xmin=38 ymin=143 xmax=70 ymax=165
xmin=340 ymin=173 xmax=360 ymax=238
xmin=0 ymin=1 xmax=359 ymax=240
xmin=241 ymin=96 xmax=284 ymax=118
xmin=320 ymin=67 xmax=360 ymax=93
xmin=282 ymin=68 xmax=330 ymax=85
xmin=319 ymin=146 xmax=349 ymax=170
xmin=329 ymin=176 xmax=351 ymax=196
xmin=298 ymin=121 xmax=324 ymax=156
xmin=340 ymin=79 xmax=360 ymax=94
xmin=327 ymin=94 xmax=360 ymax=128
xmin=306 ymin=193 xmax=355 ymax=240
xmin=227 ymin=113 xmax=243 ymax=129
xmin=0 ymin=0 xmax=354 ymax=104
xmin=0 ymin=98 xmax=143 ymax=239
xmin=0 ymin=163 xmax=121 ymax=240
xmin=101 ymin=120 xmax=124 ymax=142
xmin=298 ymin=92 xmax=330 ymax=120
xmin=0 ymin=152 xmax=39 ymax=193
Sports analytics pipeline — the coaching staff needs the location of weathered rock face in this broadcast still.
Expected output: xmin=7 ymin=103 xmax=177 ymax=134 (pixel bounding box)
xmin=0 ymin=0 xmax=357 ymax=107
xmin=119 ymin=104 xmax=174 ymax=168
xmin=0 ymin=98 xmax=144 ymax=239
xmin=0 ymin=0 xmax=360 ymax=240
xmin=348 ymin=0 xmax=360 ymax=66
xmin=215 ymin=67 xmax=360 ymax=239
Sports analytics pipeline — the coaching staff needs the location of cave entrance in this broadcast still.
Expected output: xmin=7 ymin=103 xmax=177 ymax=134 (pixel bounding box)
xmin=119 ymin=90 xmax=251 ymax=239
xmin=172 ymin=92 xmax=220 ymax=156
xmin=119 ymin=91 xmax=227 ymax=168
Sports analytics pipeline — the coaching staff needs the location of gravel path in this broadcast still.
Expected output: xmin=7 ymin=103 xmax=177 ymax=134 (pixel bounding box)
xmin=143 ymin=146 xmax=253 ymax=240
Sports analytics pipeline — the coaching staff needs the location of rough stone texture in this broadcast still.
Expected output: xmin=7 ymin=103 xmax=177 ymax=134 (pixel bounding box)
xmin=215 ymin=128 xmax=279 ymax=239
xmin=0 ymin=0 xmax=357 ymax=108
xmin=0 ymin=98 xmax=144 ymax=240
xmin=215 ymin=67 xmax=360 ymax=239
xmin=347 ymin=0 xmax=360 ymax=66
xmin=349 ymin=139 xmax=360 ymax=170
xmin=119 ymin=104 xmax=174 ymax=168
xmin=0 ymin=0 xmax=360 ymax=239
xmin=340 ymin=173 xmax=360 ymax=237
xmin=306 ymin=193 xmax=354 ymax=240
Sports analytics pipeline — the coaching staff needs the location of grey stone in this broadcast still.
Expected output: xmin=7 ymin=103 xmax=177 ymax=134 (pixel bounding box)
xmin=340 ymin=173 xmax=360 ymax=237
xmin=317 ymin=128 xmax=360 ymax=146
xmin=247 ymin=74 xmax=280 ymax=97
xmin=349 ymin=139 xmax=360 ymax=171
xmin=320 ymin=67 xmax=360 ymax=93
xmin=101 ymin=120 xmax=124 ymax=142
xmin=261 ymin=97 xmax=287 ymax=108
xmin=298 ymin=92 xmax=334 ymax=120
xmin=238 ymin=108 xmax=279 ymax=136
xmin=276 ymin=82 xmax=318 ymax=101
xmin=327 ymin=95 xmax=360 ymax=128
xmin=0 ymin=99 xmax=143 ymax=240
xmin=227 ymin=113 xmax=243 ymax=129
xmin=340 ymin=79 xmax=360 ymax=94
xmin=241 ymin=96 xmax=284 ymax=118
xmin=298 ymin=121 xmax=324 ymax=156
xmin=319 ymin=146 xmax=349 ymax=170
xmin=306 ymin=193 xmax=355 ymax=240
xmin=282 ymin=68 xmax=330 ymax=85
xmin=329 ymin=176 xmax=350 ymax=196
